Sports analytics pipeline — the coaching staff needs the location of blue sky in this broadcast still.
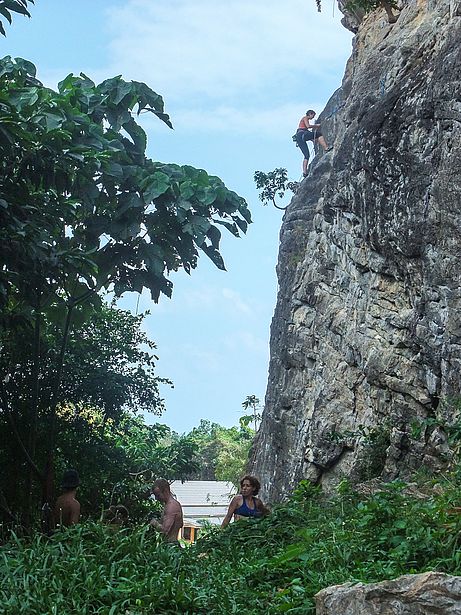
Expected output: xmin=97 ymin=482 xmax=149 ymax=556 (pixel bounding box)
xmin=2 ymin=0 xmax=353 ymax=433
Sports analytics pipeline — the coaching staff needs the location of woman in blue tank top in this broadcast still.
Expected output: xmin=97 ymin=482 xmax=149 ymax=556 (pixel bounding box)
xmin=221 ymin=475 xmax=269 ymax=527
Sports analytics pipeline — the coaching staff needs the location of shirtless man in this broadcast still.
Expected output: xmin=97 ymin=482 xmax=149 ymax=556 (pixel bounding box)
xmin=54 ymin=469 xmax=81 ymax=528
xmin=149 ymin=479 xmax=183 ymax=543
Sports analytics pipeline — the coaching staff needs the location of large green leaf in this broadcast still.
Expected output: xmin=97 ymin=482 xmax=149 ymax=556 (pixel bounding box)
xmin=179 ymin=180 xmax=195 ymax=200
xmin=200 ymin=244 xmax=226 ymax=270
xmin=141 ymin=171 xmax=170 ymax=201
xmin=123 ymin=118 xmax=147 ymax=153
xmin=207 ymin=225 xmax=221 ymax=249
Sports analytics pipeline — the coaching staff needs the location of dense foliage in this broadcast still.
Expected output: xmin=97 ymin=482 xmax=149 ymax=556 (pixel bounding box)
xmin=2 ymin=477 xmax=461 ymax=614
xmin=187 ymin=419 xmax=254 ymax=486
xmin=0 ymin=52 xmax=250 ymax=523
xmin=52 ymin=412 xmax=199 ymax=521
xmin=0 ymin=0 xmax=33 ymax=36
xmin=0 ymin=56 xmax=250 ymax=309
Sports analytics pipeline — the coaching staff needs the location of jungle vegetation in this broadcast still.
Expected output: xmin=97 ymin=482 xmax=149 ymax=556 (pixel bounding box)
xmin=0 ymin=48 xmax=250 ymax=525
xmin=2 ymin=473 xmax=461 ymax=614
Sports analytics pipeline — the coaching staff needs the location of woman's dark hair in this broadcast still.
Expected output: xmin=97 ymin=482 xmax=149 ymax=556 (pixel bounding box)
xmin=306 ymin=109 xmax=315 ymax=116
xmin=240 ymin=475 xmax=260 ymax=496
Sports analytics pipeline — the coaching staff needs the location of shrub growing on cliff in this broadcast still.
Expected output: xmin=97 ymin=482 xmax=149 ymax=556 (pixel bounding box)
xmin=254 ymin=168 xmax=298 ymax=210
xmin=315 ymin=0 xmax=398 ymax=23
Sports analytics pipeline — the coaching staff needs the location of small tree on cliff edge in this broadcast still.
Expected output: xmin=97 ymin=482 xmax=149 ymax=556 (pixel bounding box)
xmin=315 ymin=0 xmax=398 ymax=23
xmin=254 ymin=169 xmax=298 ymax=211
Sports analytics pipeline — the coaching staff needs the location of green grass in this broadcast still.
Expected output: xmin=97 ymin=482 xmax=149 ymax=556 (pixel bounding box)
xmin=2 ymin=479 xmax=461 ymax=614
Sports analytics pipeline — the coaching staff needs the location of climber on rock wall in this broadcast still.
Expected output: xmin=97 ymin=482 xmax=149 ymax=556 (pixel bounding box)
xmin=294 ymin=110 xmax=331 ymax=177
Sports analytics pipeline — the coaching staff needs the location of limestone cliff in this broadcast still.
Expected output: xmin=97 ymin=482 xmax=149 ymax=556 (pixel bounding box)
xmin=250 ymin=0 xmax=461 ymax=501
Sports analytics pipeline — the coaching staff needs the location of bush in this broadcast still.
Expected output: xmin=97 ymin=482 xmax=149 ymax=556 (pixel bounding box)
xmin=2 ymin=477 xmax=461 ymax=614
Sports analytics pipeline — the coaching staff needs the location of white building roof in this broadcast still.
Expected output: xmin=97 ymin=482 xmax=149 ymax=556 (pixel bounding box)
xmin=170 ymin=480 xmax=236 ymax=525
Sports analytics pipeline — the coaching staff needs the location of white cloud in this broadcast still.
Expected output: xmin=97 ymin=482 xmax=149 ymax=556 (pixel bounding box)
xmin=38 ymin=2 xmax=352 ymax=138
xmin=142 ymin=101 xmax=326 ymax=136
xmin=104 ymin=0 xmax=352 ymax=101
xmin=174 ymin=285 xmax=255 ymax=316
xmin=222 ymin=288 xmax=252 ymax=315
xmin=179 ymin=344 xmax=223 ymax=371
xmin=223 ymin=330 xmax=269 ymax=354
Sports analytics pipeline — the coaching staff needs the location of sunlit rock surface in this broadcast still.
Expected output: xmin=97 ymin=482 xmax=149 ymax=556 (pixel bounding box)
xmin=315 ymin=572 xmax=461 ymax=614
xmin=250 ymin=0 xmax=461 ymax=501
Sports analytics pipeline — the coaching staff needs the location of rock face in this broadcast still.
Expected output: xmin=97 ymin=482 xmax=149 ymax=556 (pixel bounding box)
xmin=315 ymin=572 xmax=461 ymax=614
xmin=250 ymin=0 xmax=461 ymax=501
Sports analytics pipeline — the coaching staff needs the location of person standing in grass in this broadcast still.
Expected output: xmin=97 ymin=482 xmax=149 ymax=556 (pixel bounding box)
xmin=149 ymin=479 xmax=183 ymax=544
xmin=54 ymin=469 xmax=81 ymax=528
xmin=221 ymin=475 xmax=269 ymax=527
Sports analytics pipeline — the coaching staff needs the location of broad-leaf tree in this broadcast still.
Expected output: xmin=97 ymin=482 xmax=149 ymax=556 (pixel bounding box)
xmin=0 ymin=56 xmax=251 ymax=521
xmin=0 ymin=0 xmax=34 ymax=36
xmin=57 ymin=412 xmax=199 ymax=520
xmin=0 ymin=300 xmax=199 ymax=523
xmin=187 ymin=420 xmax=254 ymax=487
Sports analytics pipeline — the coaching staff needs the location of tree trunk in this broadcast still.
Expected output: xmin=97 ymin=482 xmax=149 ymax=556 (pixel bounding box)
xmin=43 ymin=304 xmax=74 ymax=507
xmin=25 ymin=292 xmax=42 ymax=527
xmin=381 ymin=0 xmax=398 ymax=23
